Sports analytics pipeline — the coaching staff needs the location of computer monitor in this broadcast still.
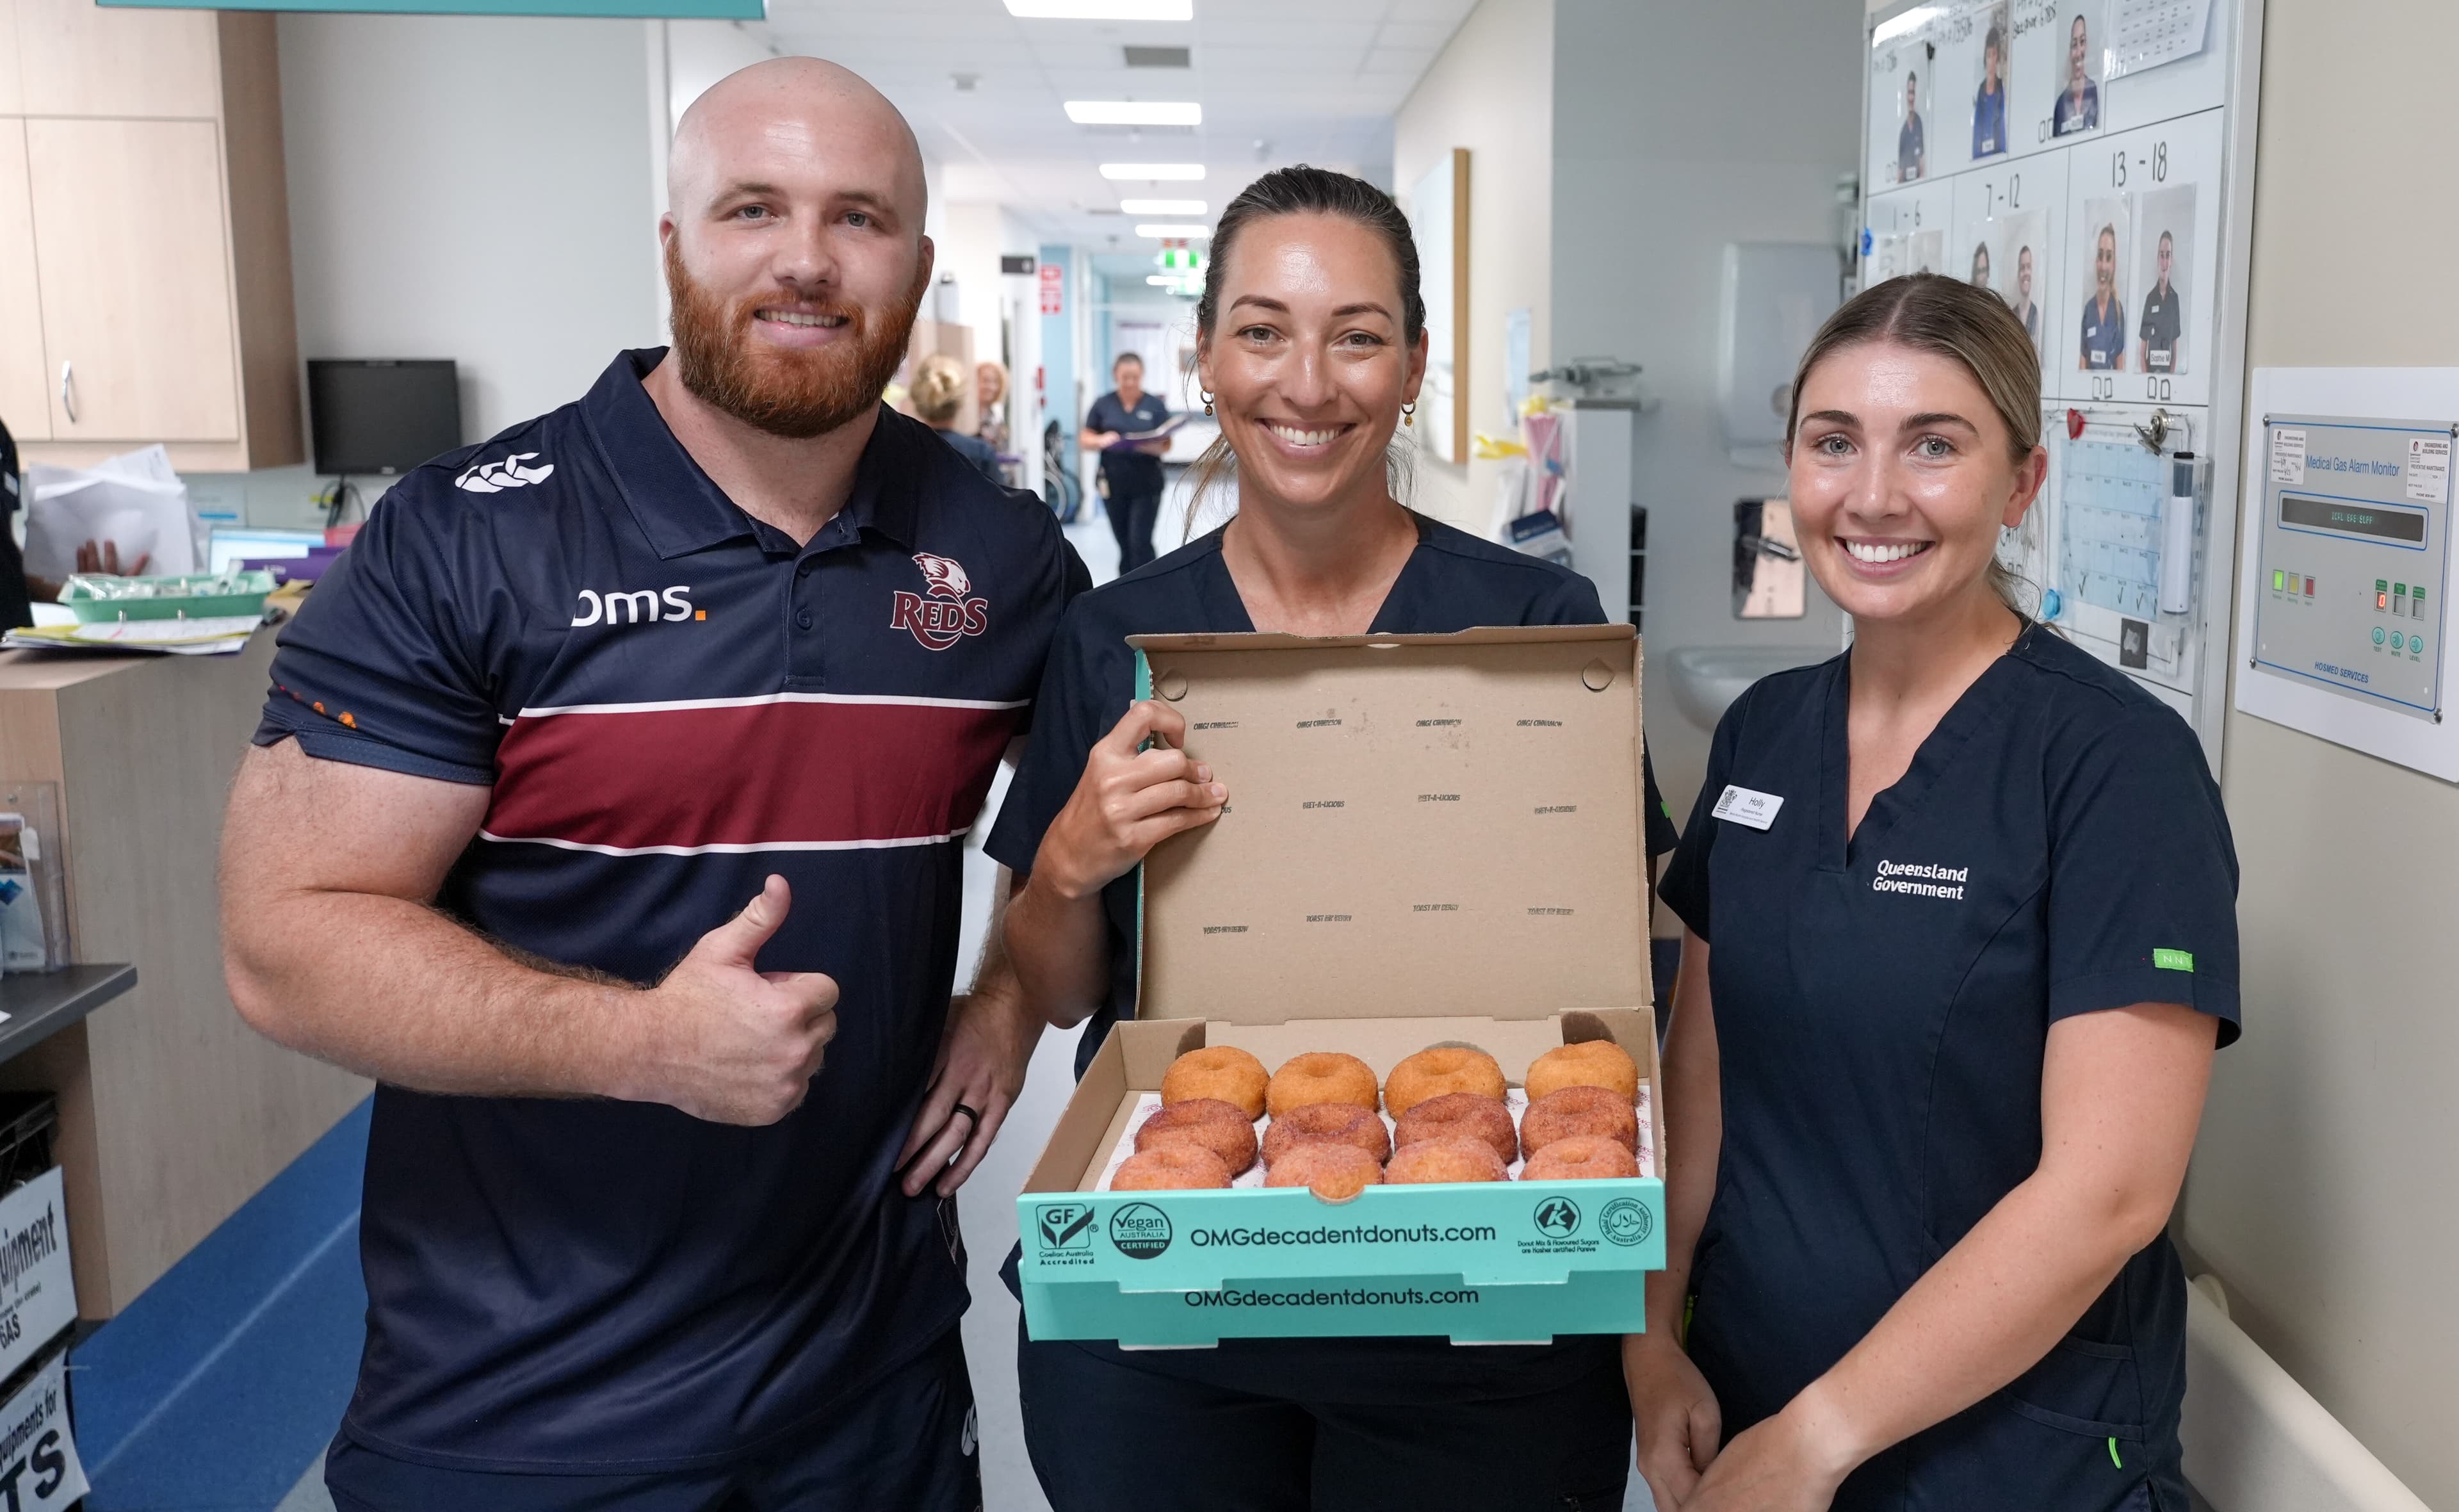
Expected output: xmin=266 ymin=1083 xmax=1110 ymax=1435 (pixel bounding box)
xmin=307 ymin=359 xmax=462 ymax=477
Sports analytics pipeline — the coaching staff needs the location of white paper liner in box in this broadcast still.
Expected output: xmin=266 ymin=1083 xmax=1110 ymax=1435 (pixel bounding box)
xmin=1096 ymin=1084 xmax=1655 ymax=1191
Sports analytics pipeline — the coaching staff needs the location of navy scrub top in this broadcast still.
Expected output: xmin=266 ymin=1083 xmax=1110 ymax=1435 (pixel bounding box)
xmin=988 ymin=510 xmax=1680 ymax=1398
xmin=1657 ymin=625 xmax=2238 ymax=1512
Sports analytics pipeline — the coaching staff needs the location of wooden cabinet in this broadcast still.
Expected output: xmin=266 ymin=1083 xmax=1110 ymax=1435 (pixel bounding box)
xmin=28 ymin=119 xmax=241 ymax=444
xmin=0 ymin=122 xmax=47 ymax=441
xmin=2 ymin=0 xmax=298 ymax=473
xmin=12 ymin=0 xmax=218 ymax=120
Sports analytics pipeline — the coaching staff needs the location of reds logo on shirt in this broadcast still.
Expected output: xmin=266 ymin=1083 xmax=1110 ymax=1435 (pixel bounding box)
xmin=891 ymin=553 xmax=990 ymax=651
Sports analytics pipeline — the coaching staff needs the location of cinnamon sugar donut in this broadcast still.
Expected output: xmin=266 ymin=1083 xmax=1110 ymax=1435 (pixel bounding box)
xmin=1162 ymin=1045 xmax=1270 ymax=1120
xmin=1113 ymin=1144 xmax=1232 ymax=1191
xmin=1265 ymin=1052 xmax=1380 ymax=1118
xmin=1520 ymin=1134 xmax=1639 ymax=1181
xmin=1393 ymin=1092 xmax=1518 ymax=1166
xmin=1135 ymin=1098 xmax=1259 ymax=1175
xmin=1383 ymin=1046 xmax=1507 ymax=1118
xmin=1523 ymin=1039 xmax=1639 ymax=1103
xmin=1261 ymin=1101 xmax=1391 ymax=1169
xmin=1264 ymin=1141 xmax=1383 ymax=1201
xmin=1384 ymin=1137 xmax=1507 ymax=1185
xmin=1520 ymin=1085 xmax=1639 ymax=1156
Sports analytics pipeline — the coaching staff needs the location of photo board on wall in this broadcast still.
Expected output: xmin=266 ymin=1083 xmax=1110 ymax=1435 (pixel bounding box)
xmin=1861 ymin=0 xmax=2259 ymax=759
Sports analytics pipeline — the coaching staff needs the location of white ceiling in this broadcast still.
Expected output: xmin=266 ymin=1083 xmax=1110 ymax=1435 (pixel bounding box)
xmin=757 ymin=0 xmax=1480 ymax=257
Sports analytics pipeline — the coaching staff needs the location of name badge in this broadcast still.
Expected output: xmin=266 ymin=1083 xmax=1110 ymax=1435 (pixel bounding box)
xmin=1712 ymin=784 xmax=1784 ymax=831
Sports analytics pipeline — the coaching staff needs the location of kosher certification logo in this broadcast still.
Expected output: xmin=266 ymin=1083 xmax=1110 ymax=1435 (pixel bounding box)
xmin=1532 ymin=1197 xmax=1582 ymax=1239
xmin=1600 ymin=1198 xmax=1655 ymax=1248
xmin=1108 ymin=1202 xmax=1174 ymax=1260
xmin=1037 ymin=1204 xmax=1094 ymax=1253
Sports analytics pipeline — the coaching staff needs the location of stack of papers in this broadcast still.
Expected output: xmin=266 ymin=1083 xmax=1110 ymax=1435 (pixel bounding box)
xmin=3 ymin=616 xmax=265 ymax=656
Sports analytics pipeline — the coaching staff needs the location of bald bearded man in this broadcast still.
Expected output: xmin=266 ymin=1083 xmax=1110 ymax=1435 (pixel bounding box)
xmin=221 ymin=58 xmax=1083 ymax=1509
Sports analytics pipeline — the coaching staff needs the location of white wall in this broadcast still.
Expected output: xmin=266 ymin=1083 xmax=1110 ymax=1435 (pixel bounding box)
xmin=280 ymin=14 xmax=663 ymax=446
xmin=2176 ymin=2 xmax=2459 ymax=1504
xmin=1551 ymin=0 xmax=1862 ymax=817
xmin=1392 ymin=0 xmax=1554 ymax=537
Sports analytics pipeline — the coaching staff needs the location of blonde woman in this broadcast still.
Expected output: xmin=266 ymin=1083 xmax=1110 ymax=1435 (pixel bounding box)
xmin=911 ymin=353 xmax=1000 ymax=482
xmin=1629 ymin=274 xmax=2236 ymax=1511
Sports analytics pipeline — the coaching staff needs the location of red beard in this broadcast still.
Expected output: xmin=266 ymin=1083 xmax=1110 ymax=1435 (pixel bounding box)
xmin=664 ymin=238 xmax=926 ymax=439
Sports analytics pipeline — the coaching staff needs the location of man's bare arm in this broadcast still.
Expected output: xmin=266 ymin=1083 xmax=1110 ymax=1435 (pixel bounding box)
xmin=220 ymin=739 xmax=840 ymax=1125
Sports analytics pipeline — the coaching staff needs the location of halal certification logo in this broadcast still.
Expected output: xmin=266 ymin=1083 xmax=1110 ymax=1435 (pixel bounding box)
xmin=1532 ymin=1197 xmax=1582 ymax=1239
xmin=1037 ymin=1204 xmax=1094 ymax=1253
xmin=1108 ymin=1202 xmax=1174 ymax=1260
xmin=1600 ymin=1198 xmax=1655 ymax=1248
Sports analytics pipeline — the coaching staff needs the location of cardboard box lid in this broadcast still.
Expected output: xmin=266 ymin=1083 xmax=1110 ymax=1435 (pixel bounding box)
xmin=1131 ymin=624 xmax=1649 ymax=1026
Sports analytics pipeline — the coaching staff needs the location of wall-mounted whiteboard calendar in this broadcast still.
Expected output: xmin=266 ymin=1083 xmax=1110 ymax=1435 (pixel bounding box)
xmin=1863 ymin=0 xmax=2261 ymax=756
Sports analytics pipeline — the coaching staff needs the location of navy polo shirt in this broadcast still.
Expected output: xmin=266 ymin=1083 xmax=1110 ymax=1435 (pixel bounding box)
xmin=1085 ymin=389 xmax=1167 ymax=498
xmin=1657 ymin=626 xmax=2238 ymax=1510
xmin=987 ymin=510 xmax=1677 ymax=1399
xmin=256 ymin=349 xmax=1085 ymax=1472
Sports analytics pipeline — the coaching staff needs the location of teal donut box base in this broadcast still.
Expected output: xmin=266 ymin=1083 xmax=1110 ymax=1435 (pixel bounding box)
xmin=1018 ymin=626 xmax=1665 ymax=1346
xmin=1018 ymin=1177 xmax=1663 ymax=1345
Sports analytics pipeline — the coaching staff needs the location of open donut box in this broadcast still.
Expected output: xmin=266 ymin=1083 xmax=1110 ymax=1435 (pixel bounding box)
xmin=1016 ymin=624 xmax=1668 ymax=1345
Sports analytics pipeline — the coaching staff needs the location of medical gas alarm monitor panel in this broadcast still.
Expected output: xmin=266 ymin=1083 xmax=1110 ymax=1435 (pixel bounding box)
xmin=1862 ymin=0 xmax=2262 ymax=761
xmin=2236 ymin=368 xmax=2459 ymax=783
xmin=2250 ymin=418 xmax=2450 ymax=722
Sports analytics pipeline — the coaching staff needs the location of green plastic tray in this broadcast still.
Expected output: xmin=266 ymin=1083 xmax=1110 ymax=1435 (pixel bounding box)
xmin=61 ymin=571 xmax=275 ymax=624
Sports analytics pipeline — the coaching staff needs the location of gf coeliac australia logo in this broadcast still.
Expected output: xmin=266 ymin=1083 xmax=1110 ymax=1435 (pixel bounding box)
xmin=891 ymin=553 xmax=990 ymax=651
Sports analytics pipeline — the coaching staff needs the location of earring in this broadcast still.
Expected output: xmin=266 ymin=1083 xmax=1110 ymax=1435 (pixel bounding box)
xmin=1402 ymin=402 xmax=1416 ymax=428
xmin=1201 ymin=389 xmax=1215 ymax=416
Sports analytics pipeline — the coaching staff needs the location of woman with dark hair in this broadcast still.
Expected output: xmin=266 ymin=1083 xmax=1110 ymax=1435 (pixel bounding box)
xmin=987 ymin=165 xmax=1675 ymax=1511
xmin=1627 ymin=273 xmax=2237 ymax=1511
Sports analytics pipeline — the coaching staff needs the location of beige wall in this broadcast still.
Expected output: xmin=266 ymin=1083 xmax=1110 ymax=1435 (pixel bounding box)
xmin=2178 ymin=3 xmax=2459 ymax=1504
xmin=1392 ymin=0 xmax=1554 ymax=535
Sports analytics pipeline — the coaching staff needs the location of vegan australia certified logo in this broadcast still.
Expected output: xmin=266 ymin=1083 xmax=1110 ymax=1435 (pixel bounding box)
xmin=1532 ymin=1196 xmax=1582 ymax=1240
xmin=1108 ymin=1202 xmax=1174 ymax=1260
xmin=1600 ymin=1197 xmax=1655 ymax=1248
xmin=891 ymin=552 xmax=991 ymax=651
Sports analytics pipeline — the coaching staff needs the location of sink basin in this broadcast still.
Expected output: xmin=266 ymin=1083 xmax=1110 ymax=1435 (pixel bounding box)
xmin=1660 ymin=644 xmax=1834 ymax=732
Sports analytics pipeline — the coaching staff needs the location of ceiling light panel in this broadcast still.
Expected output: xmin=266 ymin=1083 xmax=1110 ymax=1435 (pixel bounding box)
xmin=1100 ymin=162 xmax=1206 ymax=180
xmin=1120 ymin=198 xmax=1205 ymax=215
xmin=1005 ymin=0 xmax=1193 ymax=19
xmin=1066 ymin=101 xmax=1202 ymax=126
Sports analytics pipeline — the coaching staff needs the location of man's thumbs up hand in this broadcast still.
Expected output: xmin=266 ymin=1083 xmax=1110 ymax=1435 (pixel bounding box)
xmin=631 ymin=875 xmax=840 ymax=1125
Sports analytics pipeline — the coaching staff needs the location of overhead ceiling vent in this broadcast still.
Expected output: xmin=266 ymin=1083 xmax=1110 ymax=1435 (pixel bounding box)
xmin=1123 ymin=45 xmax=1190 ymax=67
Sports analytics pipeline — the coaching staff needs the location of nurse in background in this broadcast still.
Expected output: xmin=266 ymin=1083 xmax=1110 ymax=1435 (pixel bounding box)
xmin=1625 ymin=274 xmax=2237 ymax=1512
xmin=1082 ymin=352 xmax=1171 ymax=572
xmin=1971 ymin=24 xmax=2008 ymax=158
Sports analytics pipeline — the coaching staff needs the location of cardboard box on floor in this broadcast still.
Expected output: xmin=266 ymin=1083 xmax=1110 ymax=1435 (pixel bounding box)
xmin=1016 ymin=624 xmax=1666 ymax=1346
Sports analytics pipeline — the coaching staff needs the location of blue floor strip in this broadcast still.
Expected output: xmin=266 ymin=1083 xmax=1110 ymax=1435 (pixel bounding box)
xmin=72 ymin=1097 xmax=371 ymax=1511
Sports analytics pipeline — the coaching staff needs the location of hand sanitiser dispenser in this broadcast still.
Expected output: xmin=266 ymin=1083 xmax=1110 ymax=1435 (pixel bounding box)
xmin=2159 ymin=453 xmax=2197 ymax=617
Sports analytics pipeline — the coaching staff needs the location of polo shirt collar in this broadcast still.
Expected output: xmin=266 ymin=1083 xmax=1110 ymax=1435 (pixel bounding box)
xmin=583 ymin=348 xmax=923 ymax=561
